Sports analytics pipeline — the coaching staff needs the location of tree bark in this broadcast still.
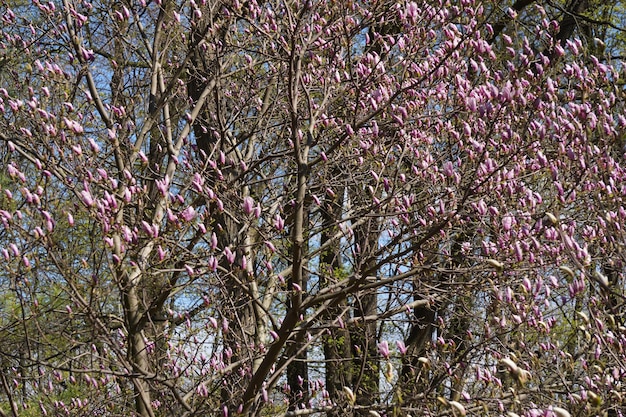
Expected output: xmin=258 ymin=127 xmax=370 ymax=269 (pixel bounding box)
xmin=319 ymin=184 xmax=352 ymax=416
xmin=351 ymin=202 xmax=380 ymax=415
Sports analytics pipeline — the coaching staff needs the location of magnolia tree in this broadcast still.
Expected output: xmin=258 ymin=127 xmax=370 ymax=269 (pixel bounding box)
xmin=1 ymin=0 xmax=626 ymax=416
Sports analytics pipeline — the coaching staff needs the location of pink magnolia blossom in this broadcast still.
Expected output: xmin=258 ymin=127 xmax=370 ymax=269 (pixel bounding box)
xmin=264 ymin=241 xmax=276 ymax=253
xmin=502 ymin=215 xmax=515 ymax=231
xmin=378 ymin=341 xmax=390 ymax=358
xmin=405 ymin=2 xmax=418 ymax=23
xmin=274 ymin=214 xmax=284 ymax=231
xmin=80 ymin=190 xmax=95 ymax=207
xmin=242 ymin=196 xmax=254 ymax=215
xmin=223 ymin=247 xmax=235 ymax=264
xmin=63 ymin=117 xmax=84 ymax=134
xmin=207 ymin=256 xmax=217 ymax=271
xmin=396 ymin=340 xmax=408 ymax=355
xmin=180 ymin=206 xmax=196 ymax=222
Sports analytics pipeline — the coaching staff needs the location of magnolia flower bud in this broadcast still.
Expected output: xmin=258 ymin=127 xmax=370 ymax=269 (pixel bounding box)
xmin=449 ymin=400 xmax=466 ymax=416
xmin=545 ymin=212 xmax=558 ymax=224
xmin=551 ymin=407 xmax=571 ymax=417
xmin=559 ymin=265 xmax=575 ymax=279
xmin=486 ymin=259 xmax=503 ymax=270
xmin=342 ymin=386 xmax=356 ymax=405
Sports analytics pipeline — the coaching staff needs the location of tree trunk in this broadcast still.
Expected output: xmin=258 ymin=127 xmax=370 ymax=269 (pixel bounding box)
xmin=287 ymin=207 xmax=309 ymax=411
xmin=123 ymin=286 xmax=153 ymax=417
xmin=351 ymin=206 xmax=380 ymax=415
xmin=319 ymin=186 xmax=352 ymax=416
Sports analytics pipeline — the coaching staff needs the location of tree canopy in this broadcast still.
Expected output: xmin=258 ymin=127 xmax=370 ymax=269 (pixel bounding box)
xmin=1 ymin=0 xmax=626 ymax=416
